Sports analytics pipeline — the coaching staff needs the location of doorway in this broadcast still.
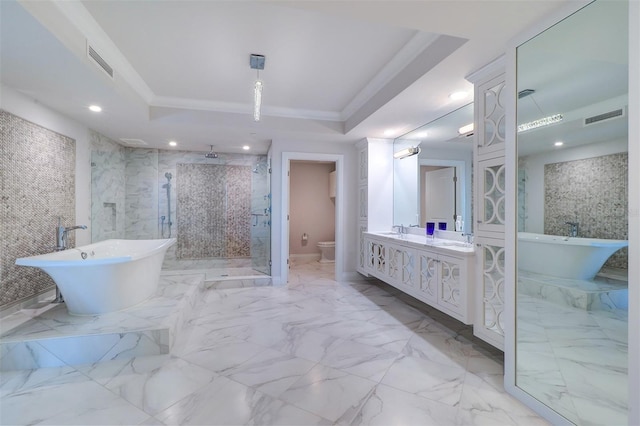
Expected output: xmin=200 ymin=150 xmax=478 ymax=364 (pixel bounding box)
xmin=281 ymin=153 xmax=344 ymax=284
xmin=289 ymin=160 xmax=336 ymax=278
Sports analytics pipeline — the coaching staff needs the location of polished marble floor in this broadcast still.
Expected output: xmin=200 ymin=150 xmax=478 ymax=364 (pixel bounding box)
xmin=1 ymin=263 xmax=546 ymax=425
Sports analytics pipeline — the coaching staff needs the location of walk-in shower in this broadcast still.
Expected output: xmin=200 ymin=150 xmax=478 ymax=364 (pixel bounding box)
xmin=161 ymin=172 xmax=172 ymax=238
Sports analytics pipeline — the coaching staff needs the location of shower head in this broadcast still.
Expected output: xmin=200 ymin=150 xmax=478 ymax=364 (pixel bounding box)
xmin=205 ymin=145 xmax=218 ymax=159
xmin=165 ymin=172 xmax=172 ymax=180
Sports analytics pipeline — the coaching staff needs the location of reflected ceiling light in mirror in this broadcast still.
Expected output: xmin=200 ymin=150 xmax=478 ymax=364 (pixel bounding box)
xmin=554 ymin=141 xmax=564 ymax=147
xmin=242 ymin=145 xmax=250 ymax=150
xmin=384 ymin=129 xmax=396 ymax=137
xmin=449 ymin=91 xmax=468 ymax=101
xmin=168 ymin=141 xmax=177 ymax=147
xmin=517 ymin=114 xmax=563 ymax=132
xmin=413 ymin=131 xmax=428 ymax=139
xmin=458 ymin=123 xmax=474 ymax=135
xmin=88 ymin=105 xmax=102 ymax=112
xmin=393 ymin=146 xmax=421 ymax=159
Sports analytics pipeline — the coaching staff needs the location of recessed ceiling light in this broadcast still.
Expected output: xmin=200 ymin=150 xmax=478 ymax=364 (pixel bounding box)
xmin=242 ymin=145 xmax=250 ymax=150
xmin=169 ymin=141 xmax=177 ymax=147
xmin=449 ymin=91 xmax=468 ymax=101
xmin=554 ymin=141 xmax=564 ymax=147
xmin=383 ymin=129 xmax=396 ymax=137
xmin=89 ymin=105 xmax=102 ymax=112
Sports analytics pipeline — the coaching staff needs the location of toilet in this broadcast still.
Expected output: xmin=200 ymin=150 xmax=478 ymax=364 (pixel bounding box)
xmin=317 ymin=241 xmax=335 ymax=263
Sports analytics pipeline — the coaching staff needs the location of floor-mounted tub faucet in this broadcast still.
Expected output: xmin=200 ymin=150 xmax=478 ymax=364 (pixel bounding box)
xmin=54 ymin=218 xmax=87 ymax=302
xmin=565 ymin=221 xmax=579 ymax=238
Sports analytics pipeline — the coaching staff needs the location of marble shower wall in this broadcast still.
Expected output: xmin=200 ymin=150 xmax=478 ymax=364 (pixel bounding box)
xmin=125 ymin=148 xmax=158 ymax=240
xmin=544 ymin=152 xmax=628 ymax=270
xmin=0 ymin=110 xmax=76 ymax=309
xmin=91 ymin=131 xmax=126 ymax=242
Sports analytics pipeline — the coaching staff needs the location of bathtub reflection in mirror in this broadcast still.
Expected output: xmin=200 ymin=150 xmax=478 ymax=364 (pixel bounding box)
xmin=515 ymin=1 xmax=629 ymax=424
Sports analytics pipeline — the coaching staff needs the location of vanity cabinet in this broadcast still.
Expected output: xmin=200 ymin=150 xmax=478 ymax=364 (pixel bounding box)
xmin=364 ymin=233 xmax=474 ymax=324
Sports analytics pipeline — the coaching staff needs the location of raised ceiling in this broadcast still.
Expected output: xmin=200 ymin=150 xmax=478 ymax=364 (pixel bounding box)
xmin=1 ymin=0 xmax=569 ymax=154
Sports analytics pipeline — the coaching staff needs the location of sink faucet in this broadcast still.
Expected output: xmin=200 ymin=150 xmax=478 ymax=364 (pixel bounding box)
xmin=565 ymin=221 xmax=579 ymax=237
xmin=392 ymin=224 xmax=406 ymax=236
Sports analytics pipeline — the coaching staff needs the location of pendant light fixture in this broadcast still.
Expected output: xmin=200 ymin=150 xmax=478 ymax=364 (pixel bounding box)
xmin=250 ymin=54 xmax=265 ymax=122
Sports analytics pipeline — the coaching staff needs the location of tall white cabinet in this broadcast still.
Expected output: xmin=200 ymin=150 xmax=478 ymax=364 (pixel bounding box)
xmin=355 ymin=138 xmax=394 ymax=276
xmin=467 ymin=58 xmax=507 ymax=350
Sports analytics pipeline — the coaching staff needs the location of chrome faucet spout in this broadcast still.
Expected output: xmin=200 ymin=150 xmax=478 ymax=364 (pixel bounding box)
xmin=565 ymin=221 xmax=579 ymax=238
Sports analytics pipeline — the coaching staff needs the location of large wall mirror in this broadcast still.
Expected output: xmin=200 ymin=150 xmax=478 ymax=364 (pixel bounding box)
xmin=393 ymin=103 xmax=474 ymax=233
xmin=516 ymin=1 xmax=629 ymax=424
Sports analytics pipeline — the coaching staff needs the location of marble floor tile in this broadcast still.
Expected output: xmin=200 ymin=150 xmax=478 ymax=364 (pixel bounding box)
xmin=349 ymin=383 xmax=459 ymax=426
xmin=380 ymin=354 xmax=466 ymax=407
xmin=226 ymin=348 xmax=316 ymax=398
xmin=279 ymin=364 xmax=377 ymax=423
xmin=91 ymin=356 xmax=217 ymax=415
xmin=2 ymin=264 xmax=556 ymax=426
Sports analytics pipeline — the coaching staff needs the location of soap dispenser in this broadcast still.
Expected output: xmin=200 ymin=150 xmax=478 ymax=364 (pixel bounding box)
xmin=455 ymin=216 xmax=463 ymax=232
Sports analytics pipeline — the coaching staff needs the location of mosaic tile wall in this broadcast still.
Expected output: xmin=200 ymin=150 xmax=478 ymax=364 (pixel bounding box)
xmin=176 ymin=163 xmax=251 ymax=259
xmin=0 ymin=110 xmax=76 ymax=309
xmin=90 ymin=130 xmax=125 ymax=242
xmin=544 ymin=152 xmax=628 ymax=270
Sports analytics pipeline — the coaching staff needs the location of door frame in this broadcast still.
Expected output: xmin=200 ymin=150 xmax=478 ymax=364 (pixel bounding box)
xmin=281 ymin=152 xmax=344 ymax=284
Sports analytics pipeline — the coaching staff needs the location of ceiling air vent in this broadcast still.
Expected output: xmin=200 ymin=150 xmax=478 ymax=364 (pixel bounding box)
xmin=87 ymin=43 xmax=114 ymax=79
xmin=119 ymin=138 xmax=148 ymax=147
xmin=584 ymin=108 xmax=624 ymax=126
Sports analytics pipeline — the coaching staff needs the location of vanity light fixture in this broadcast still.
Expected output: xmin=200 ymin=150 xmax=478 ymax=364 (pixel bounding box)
xmin=250 ymin=54 xmax=265 ymax=122
xmin=88 ymin=105 xmax=102 ymax=112
xmin=518 ymin=114 xmax=563 ymax=132
xmin=242 ymin=145 xmax=250 ymax=150
xmin=458 ymin=123 xmax=474 ymax=135
xmin=393 ymin=146 xmax=421 ymax=159
xmin=554 ymin=141 xmax=564 ymax=147
xmin=168 ymin=141 xmax=177 ymax=147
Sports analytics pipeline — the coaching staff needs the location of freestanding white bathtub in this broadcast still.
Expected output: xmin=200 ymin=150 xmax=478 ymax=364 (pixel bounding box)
xmin=518 ymin=232 xmax=627 ymax=280
xmin=15 ymin=238 xmax=176 ymax=315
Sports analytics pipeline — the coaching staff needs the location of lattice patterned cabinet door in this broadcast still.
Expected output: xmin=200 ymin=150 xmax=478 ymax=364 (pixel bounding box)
xmin=481 ymin=242 xmax=505 ymax=337
xmin=419 ymin=252 xmax=439 ymax=304
xmin=358 ymin=185 xmax=368 ymax=221
xmin=400 ymin=247 xmax=417 ymax=289
xmin=477 ymin=156 xmax=506 ymax=234
xmin=438 ymin=255 xmax=463 ymax=313
xmin=358 ymin=224 xmax=367 ymax=273
xmin=373 ymin=241 xmax=386 ymax=276
xmin=359 ymin=148 xmax=368 ymax=183
xmin=477 ymin=74 xmax=506 ymax=159
xmin=387 ymin=245 xmax=401 ymax=284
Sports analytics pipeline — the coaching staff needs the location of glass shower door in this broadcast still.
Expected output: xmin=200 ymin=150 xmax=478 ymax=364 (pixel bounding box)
xmin=251 ymin=158 xmax=271 ymax=275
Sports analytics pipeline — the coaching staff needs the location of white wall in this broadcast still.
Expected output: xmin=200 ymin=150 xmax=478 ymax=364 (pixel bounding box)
xmin=521 ymin=138 xmax=627 ymax=233
xmin=0 ymin=84 xmax=92 ymax=246
xmin=271 ymin=139 xmax=357 ymax=283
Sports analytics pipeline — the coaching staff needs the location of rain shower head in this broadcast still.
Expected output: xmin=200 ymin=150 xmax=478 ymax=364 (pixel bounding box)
xmin=205 ymin=145 xmax=218 ymax=159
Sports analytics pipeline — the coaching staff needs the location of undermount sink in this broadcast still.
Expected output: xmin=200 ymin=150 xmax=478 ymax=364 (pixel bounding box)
xmin=377 ymin=232 xmax=400 ymax=236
